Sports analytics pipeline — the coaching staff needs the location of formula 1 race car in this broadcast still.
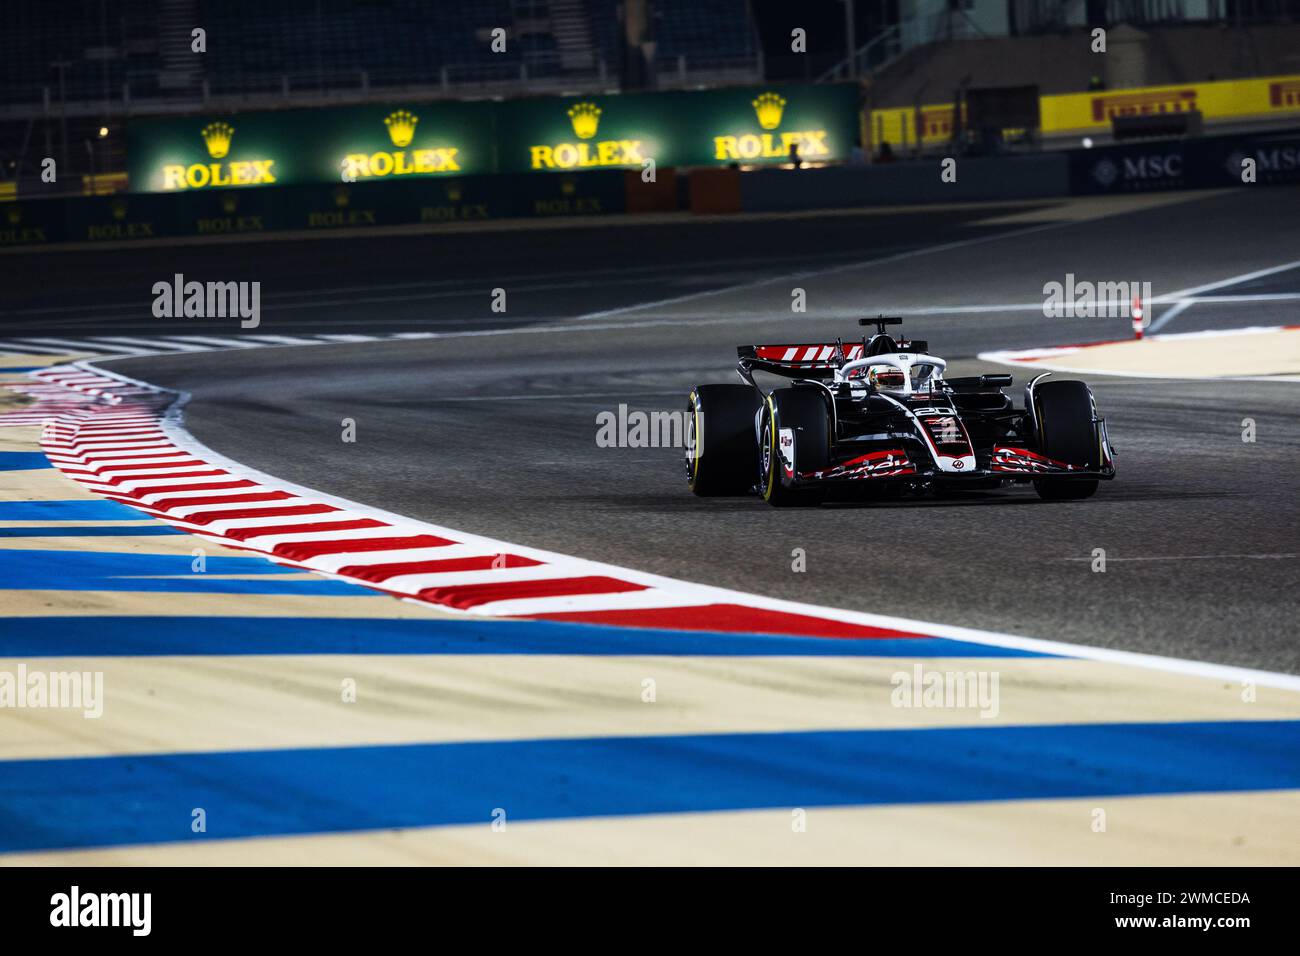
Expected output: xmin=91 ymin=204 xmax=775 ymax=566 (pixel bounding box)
xmin=686 ymin=317 xmax=1115 ymax=506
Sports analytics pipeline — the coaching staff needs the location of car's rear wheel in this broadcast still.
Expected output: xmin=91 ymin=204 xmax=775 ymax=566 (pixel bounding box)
xmin=1032 ymin=380 xmax=1100 ymax=501
xmin=686 ymin=384 xmax=762 ymax=496
xmin=760 ymin=387 xmax=830 ymax=507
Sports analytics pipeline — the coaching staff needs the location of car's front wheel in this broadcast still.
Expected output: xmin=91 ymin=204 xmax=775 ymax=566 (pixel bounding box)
xmin=1032 ymin=380 xmax=1100 ymax=501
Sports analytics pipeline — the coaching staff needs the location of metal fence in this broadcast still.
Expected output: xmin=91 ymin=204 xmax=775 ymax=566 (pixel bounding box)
xmin=0 ymin=51 xmax=762 ymax=121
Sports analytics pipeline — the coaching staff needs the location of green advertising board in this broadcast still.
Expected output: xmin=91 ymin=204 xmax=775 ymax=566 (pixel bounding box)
xmin=0 ymin=198 xmax=65 ymax=246
xmin=127 ymin=99 xmax=497 ymax=193
xmin=127 ymin=84 xmax=858 ymax=192
xmin=496 ymin=84 xmax=859 ymax=173
xmin=0 ymin=170 xmax=633 ymax=248
xmin=313 ymin=100 xmax=495 ymax=183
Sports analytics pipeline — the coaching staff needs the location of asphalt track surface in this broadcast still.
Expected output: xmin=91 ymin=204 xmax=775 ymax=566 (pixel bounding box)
xmin=6 ymin=187 xmax=1300 ymax=672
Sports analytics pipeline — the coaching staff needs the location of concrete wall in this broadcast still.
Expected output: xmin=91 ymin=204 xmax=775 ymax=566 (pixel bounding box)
xmin=739 ymin=154 xmax=1070 ymax=211
xmin=736 ymin=124 xmax=1300 ymax=216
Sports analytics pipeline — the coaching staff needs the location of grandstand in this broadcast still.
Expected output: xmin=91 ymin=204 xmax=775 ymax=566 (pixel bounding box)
xmin=0 ymin=0 xmax=762 ymax=186
xmin=4 ymin=0 xmax=1300 ymax=189
xmin=870 ymin=20 xmax=1300 ymax=109
xmin=0 ymin=1 xmax=760 ymax=107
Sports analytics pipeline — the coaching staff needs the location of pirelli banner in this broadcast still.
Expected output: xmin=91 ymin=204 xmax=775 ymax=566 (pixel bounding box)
xmin=126 ymin=84 xmax=859 ymax=192
xmin=1041 ymin=73 xmax=1300 ymax=135
xmin=871 ymin=73 xmax=1300 ymax=148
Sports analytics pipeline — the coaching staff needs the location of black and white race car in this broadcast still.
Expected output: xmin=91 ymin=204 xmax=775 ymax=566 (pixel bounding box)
xmin=686 ymin=317 xmax=1115 ymax=506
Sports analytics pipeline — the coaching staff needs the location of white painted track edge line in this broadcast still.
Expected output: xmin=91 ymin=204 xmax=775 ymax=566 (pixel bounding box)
xmin=74 ymin=359 xmax=1300 ymax=691
xmin=1160 ymin=258 xmax=1300 ymax=300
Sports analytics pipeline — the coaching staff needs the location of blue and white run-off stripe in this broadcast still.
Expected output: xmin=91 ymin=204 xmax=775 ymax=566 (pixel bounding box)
xmin=1 ymin=350 xmax=1299 ymax=865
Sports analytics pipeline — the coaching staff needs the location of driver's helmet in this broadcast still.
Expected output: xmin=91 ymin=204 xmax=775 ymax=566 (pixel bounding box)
xmin=868 ymin=365 xmax=906 ymax=391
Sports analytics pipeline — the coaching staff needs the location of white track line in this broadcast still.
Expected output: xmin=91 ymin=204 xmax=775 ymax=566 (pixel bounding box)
xmin=48 ymin=358 xmax=1300 ymax=692
xmin=1147 ymin=299 xmax=1196 ymax=332
xmin=1160 ymin=258 xmax=1300 ymax=300
xmin=1062 ymin=553 xmax=1298 ymax=563
xmin=92 ymin=337 xmax=208 ymax=352
xmin=576 ymin=219 xmax=1080 ymax=321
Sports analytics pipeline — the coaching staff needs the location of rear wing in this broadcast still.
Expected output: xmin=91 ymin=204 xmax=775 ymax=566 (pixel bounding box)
xmin=738 ymin=340 xmax=929 ymax=380
xmin=738 ymin=343 xmax=864 ymax=380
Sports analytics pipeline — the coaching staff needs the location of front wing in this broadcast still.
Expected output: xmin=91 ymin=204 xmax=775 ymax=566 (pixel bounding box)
xmin=797 ymin=444 xmax=1116 ymax=484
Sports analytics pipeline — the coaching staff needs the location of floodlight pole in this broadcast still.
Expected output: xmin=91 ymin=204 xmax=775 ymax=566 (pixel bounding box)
xmin=51 ymin=59 xmax=71 ymax=183
xmin=842 ymin=0 xmax=857 ymax=79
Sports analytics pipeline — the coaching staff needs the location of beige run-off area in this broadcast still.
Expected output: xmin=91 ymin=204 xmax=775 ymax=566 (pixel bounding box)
xmin=989 ymin=326 xmax=1300 ymax=380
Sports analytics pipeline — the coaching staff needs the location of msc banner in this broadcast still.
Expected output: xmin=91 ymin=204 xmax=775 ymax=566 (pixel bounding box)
xmin=1067 ymin=127 xmax=1300 ymax=194
xmin=126 ymin=84 xmax=859 ymax=192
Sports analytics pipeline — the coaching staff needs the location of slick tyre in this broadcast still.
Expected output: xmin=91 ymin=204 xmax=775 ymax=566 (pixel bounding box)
xmin=1032 ymin=380 xmax=1100 ymax=501
xmin=760 ymin=387 xmax=830 ymax=507
xmin=686 ymin=384 xmax=763 ymax=496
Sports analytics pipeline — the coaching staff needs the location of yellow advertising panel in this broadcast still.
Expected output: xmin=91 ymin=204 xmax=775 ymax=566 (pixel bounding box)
xmin=869 ymin=103 xmax=961 ymax=148
xmin=871 ymin=74 xmax=1300 ymax=147
xmin=1042 ymin=73 xmax=1300 ymax=132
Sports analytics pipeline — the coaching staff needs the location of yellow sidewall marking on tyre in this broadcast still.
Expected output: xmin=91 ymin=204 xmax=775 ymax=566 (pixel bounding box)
xmin=691 ymin=396 xmax=702 ymax=480
xmin=762 ymin=395 xmax=778 ymax=501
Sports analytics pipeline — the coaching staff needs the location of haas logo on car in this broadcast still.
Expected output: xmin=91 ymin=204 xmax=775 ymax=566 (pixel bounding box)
xmin=777 ymin=428 xmax=795 ymax=471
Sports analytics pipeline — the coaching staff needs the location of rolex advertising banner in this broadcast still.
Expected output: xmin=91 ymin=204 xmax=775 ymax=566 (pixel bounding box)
xmin=128 ymin=111 xmax=292 ymax=192
xmin=496 ymin=84 xmax=858 ymax=173
xmin=318 ymin=100 xmax=493 ymax=183
xmin=0 ymin=196 xmax=68 ymax=246
xmin=126 ymin=84 xmax=859 ymax=192
xmin=127 ymin=99 xmax=497 ymax=193
xmin=1 ymin=170 xmax=630 ymax=247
